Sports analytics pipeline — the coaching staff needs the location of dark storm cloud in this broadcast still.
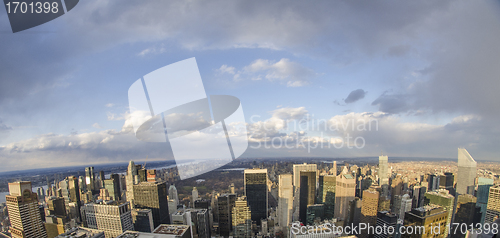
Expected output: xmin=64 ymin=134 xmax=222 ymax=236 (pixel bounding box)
xmin=371 ymin=93 xmax=409 ymax=114
xmin=344 ymin=89 xmax=366 ymax=104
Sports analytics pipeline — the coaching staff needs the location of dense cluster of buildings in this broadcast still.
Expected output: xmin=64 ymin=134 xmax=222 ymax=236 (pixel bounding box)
xmin=2 ymin=148 xmax=500 ymax=238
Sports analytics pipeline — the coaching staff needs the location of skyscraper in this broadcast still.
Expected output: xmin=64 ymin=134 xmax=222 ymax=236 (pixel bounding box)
xmin=477 ymin=177 xmax=494 ymax=224
xmin=399 ymin=194 xmax=412 ymax=221
xmin=457 ymin=148 xmax=477 ymax=195
xmin=232 ymin=197 xmax=252 ymax=238
xmin=218 ymin=194 xmax=236 ymax=237
xmin=278 ymin=174 xmax=293 ymax=230
xmin=360 ymin=189 xmax=379 ymax=235
xmin=192 ymin=187 xmax=199 ymax=204
xmin=85 ymin=167 xmax=95 ymax=193
xmin=103 ymin=174 xmax=121 ymax=201
xmin=485 ymin=184 xmax=500 ymax=223
xmin=133 ymin=181 xmax=170 ymax=227
xmin=335 ymin=174 xmax=356 ymax=221
xmin=244 ymin=169 xmax=268 ymax=225
xmin=126 ymin=161 xmax=138 ymax=203
xmin=424 ymin=189 xmax=454 ymax=235
xmin=169 ymin=184 xmax=179 ymax=206
xmin=131 ymin=209 xmax=154 ymax=233
xmin=378 ymin=155 xmax=388 ymax=186
xmin=292 ymin=163 xmax=317 ymax=188
xmin=403 ymin=205 xmax=448 ymax=238
xmin=6 ymin=181 xmax=47 ymax=238
xmin=299 ymin=171 xmax=316 ymax=223
xmin=81 ymin=201 xmax=133 ymax=238
xmin=374 ymin=211 xmax=398 ymax=238
xmin=318 ymin=175 xmax=336 ymax=219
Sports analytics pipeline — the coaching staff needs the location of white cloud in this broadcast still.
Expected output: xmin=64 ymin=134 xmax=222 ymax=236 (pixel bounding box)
xmin=92 ymin=123 xmax=102 ymax=129
xmin=217 ymin=58 xmax=316 ymax=86
xmin=105 ymin=103 xmax=115 ymax=108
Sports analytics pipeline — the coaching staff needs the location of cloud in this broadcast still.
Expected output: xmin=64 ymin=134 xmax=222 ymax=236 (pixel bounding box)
xmin=0 ymin=119 xmax=12 ymax=131
xmin=92 ymin=123 xmax=102 ymax=129
xmin=371 ymin=93 xmax=410 ymax=114
xmin=105 ymin=103 xmax=115 ymax=108
xmin=107 ymin=112 xmax=126 ymax=121
xmin=218 ymin=58 xmax=316 ymax=87
xmin=344 ymin=89 xmax=366 ymax=104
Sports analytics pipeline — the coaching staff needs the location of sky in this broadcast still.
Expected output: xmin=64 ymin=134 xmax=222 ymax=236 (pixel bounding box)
xmin=0 ymin=0 xmax=500 ymax=172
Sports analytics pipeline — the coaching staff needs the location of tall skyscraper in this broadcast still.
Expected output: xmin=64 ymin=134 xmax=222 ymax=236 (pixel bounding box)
xmin=455 ymin=194 xmax=480 ymax=228
xmin=439 ymin=172 xmax=455 ymax=195
xmin=424 ymin=189 xmax=454 ymax=235
xmin=126 ymin=161 xmax=138 ymax=203
xmin=457 ymin=148 xmax=477 ymax=195
xmin=232 ymin=197 xmax=252 ymax=238
xmin=299 ymin=171 xmax=316 ymax=223
xmin=244 ymin=169 xmax=268 ymax=225
xmin=6 ymin=181 xmax=47 ymax=238
xmin=169 ymin=184 xmax=179 ymax=206
xmin=85 ymin=167 xmax=95 ymax=193
xmin=45 ymin=197 xmax=70 ymax=238
xmin=318 ymin=175 xmax=336 ymax=219
xmin=485 ymin=184 xmax=500 ymax=223
xmin=378 ymin=155 xmax=389 ymax=186
xmin=477 ymin=177 xmax=494 ymax=224
xmin=103 ymin=174 xmax=121 ymax=201
xmin=399 ymin=194 xmax=412 ymax=221
xmin=428 ymin=174 xmax=440 ymax=192
xmin=218 ymin=194 xmax=236 ymax=237
xmin=335 ymin=174 xmax=356 ymax=221
xmin=278 ymin=174 xmax=293 ymax=230
xmin=131 ymin=209 xmax=154 ymax=233
xmin=360 ymin=189 xmax=379 ymax=235
xmin=81 ymin=201 xmax=133 ymax=238
xmin=292 ymin=163 xmax=317 ymax=188
xmin=133 ymin=181 xmax=170 ymax=227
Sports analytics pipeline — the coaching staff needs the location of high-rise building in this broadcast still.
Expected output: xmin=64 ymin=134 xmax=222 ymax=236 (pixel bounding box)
xmin=81 ymin=201 xmax=134 ymax=238
xmin=169 ymin=184 xmax=179 ymax=206
xmin=335 ymin=174 xmax=356 ymax=221
xmin=318 ymin=175 xmax=336 ymax=219
xmin=196 ymin=209 xmax=211 ymax=238
xmin=457 ymin=148 xmax=477 ymax=195
xmin=299 ymin=171 xmax=316 ymax=223
xmin=244 ymin=169 xmax=268 ymax=225
xmin=378 ymin=155 xmax=389 ymax=186
xmin=424 ymin=189 xmax=454 ymax=235
xmin=411 ymin=186 xmax=426 ymax=209
xmin=477 ymin=177 xmax=494 ymax=224
xmin=103 ymin=174 xmax=121 ymax=202
xmin=6 ymin=181 xmax=47 ymax=238
xmin=439 ymin=172 xmax=455 ymax=195
xmin=218 ymin=194 xmax=236 ymax=237
xmin=306 ymin=204 xmax=324 ymax=225
xmin=454 ymin=194 xmax=480 ymax=229
xmin=403 ymin=205 xmax=448 ymax=238
xmin=232 ymin=197 xmax=252 ymax=238
xmin=85 ymin=167 xmax=96 ymax=193
xmin=374 ymin=211 xmax=398 ymax=238
xmin=45 ymin=197 xmax=71 ymax=238
xmin=399 ymin=194 xmax=412 ymax=221
xmin=361 ymin=189 xmax=379 ymax=227
xmin=133 ymin=181 xmax=170 ymax=228
xmin=126 ymin=161 xmax=138 ymax=203
xmin=278 ymin=174 xmax=293 ymax=230
xmin=346 ymin=197 xmax=362 ymax=226
xmin=192 ymin=187 xmax=199 ymax=204
xmin=485 ymin=184 xmax=500 ymax=223
xmin=292 ymin=163 xmax=317 ymax=189
xmin=428 ymin=174 xmax=440 ymax=192
xmin=131 ymin=209 xmax=154 ymax=233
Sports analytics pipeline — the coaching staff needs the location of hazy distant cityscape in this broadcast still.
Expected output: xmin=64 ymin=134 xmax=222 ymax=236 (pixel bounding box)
xmin=0 ymin=149 xmax=498 ymax=238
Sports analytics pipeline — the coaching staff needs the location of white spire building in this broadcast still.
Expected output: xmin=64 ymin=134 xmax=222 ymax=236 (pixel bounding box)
xmin=457 ymin=148 xmax=477 ymax=195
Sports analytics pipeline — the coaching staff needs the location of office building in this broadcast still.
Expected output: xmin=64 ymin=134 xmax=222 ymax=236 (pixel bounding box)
xmin=218 ymin=194 xmax=236 ymax=237
xmin=169 ymin=184 xmax=179 ymax=206
xmin=335 ymin=174 xmax=356 ymax=221
xmin=244 ymin=169 xmax=268 ymax=225
xmin=318 ymin=175 xmax=336 ymax=219
xmin=477 ymin=177 xmax=494 ymax=224
xmin=56 ymin=227 xmax=105 ymax=238
xmin=403 ymin=205 xmax=448 ymax=238
xmin=85 ymin=167 xmax=96 ymax=193
xmin=6 ymin=181 xmax=47 ymax=238
xmin=126 ymin=161 xmax=138 ymax=203
xmin=399 ymin=194 xmax=412 ymax=221
xmin=360 ymin=189 xmax=379 ymax=229
xmin=131 ymin=209 xmax=154 ymax=233
xmin=117 ymin=224 xmax=190 ymax=238
xmin=292 ymin=163 xmax=317 ymax=188
xmin=374 ymin=211 xmax=398 ymax=238
xmin=457 ymin=148 xmax=477 ymax=195
xmin=278 ymin=174 xmax=293 ymax=230
xmin=133 ymin=181 xmax=170 ymax=227
xmin=81 ymin=201 xmax=133 ymax=238
xmin=428 ymin=174 xmax=440 ymax=192
xmin=232 ymin=197 xmax=252 ymax=238
xmin=379 ymin=155 xmax=389 ymax=196
xmin=103 ymin=174 xmax=121 ymax=201
xmin=485 ymin=184 xmax=500 ymax=223
xmin=299 ymin=171 xmax=316 ymax=223
xmin=424 ymin=189 xmax=454 ymax=235
xmin=306 ymin=204 xmax=324 ymax=225
xmin=454 ymin=194 xmax=480 ymax=228
xmin=192 ymin=187 xmax=199 ymax=204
